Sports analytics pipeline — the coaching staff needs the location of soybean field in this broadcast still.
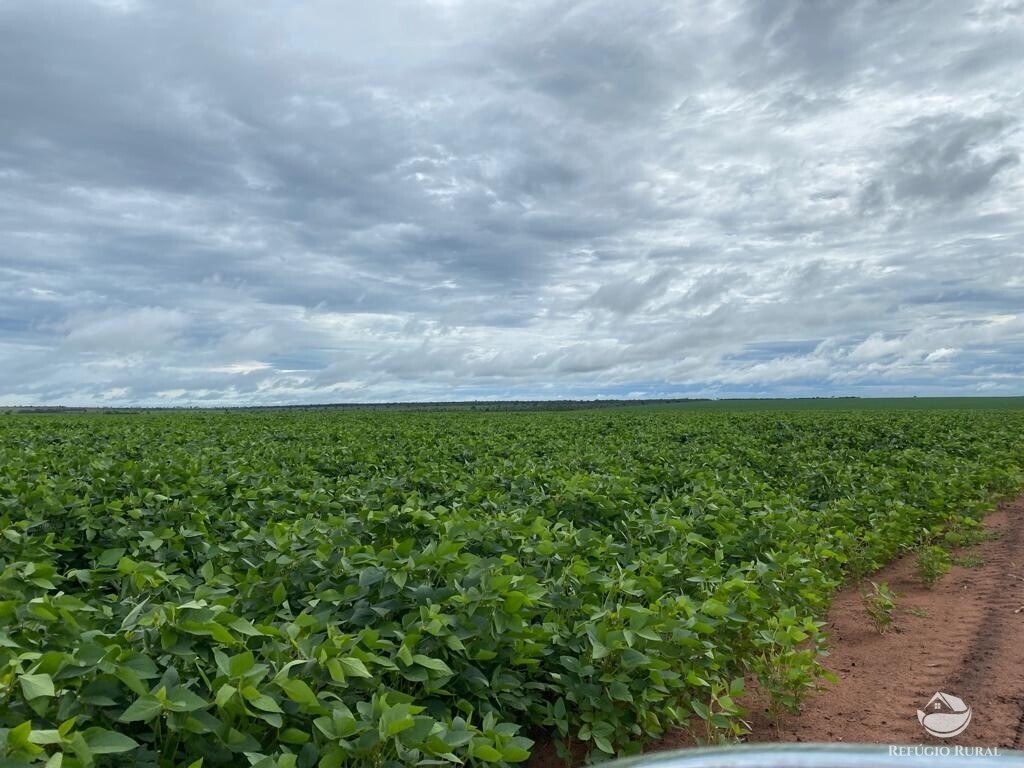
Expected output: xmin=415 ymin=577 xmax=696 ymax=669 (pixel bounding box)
xmin=2 ymin=406 xmax=1024 ymax=767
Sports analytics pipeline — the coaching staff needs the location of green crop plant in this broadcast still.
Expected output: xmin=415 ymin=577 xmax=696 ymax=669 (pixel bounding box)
xmin=915 ymin=545 xmax=952 ymax=586
xmin=1 ymin=406 xmax=1023 ymax=765
xmin=752 ymin=608 xmax=836 ymax=723
xmin=862 ymin=581 xmax=898 ymax=634
xmin=690 ymin=678 xmax=747 ymax=745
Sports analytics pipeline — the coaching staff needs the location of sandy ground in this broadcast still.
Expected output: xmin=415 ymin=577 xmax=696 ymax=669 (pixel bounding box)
xmin=531 ymin=493 xmax=1024 ymax=765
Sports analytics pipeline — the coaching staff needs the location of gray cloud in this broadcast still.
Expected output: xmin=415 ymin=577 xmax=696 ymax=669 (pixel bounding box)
xmin=584 ymin=268 xmax=678 ymax=315
xmin=859 ymin=113 xmax=1020 ymax=218
xmin=0 ymin=0 xmax=1022 ymax=405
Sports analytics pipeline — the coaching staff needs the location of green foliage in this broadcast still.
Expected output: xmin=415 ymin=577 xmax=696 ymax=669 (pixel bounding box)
xmin=952 ymin=552 xmax=984 ymax=568
xmin=915 ymin=545 xmax=952 ymax=587
xmin=0 ymin=407 xmax=1022 ymax=765
xmin=861 ymin=581 xmax=897 ymax=634
xmin=752 ymin=609 xmax=834 ymax=722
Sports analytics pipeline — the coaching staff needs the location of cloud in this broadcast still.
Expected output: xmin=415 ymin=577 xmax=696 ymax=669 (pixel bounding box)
xmin=0 ymin=0 xmax=1022 ymax=405
xmin=61 ymin=307 xmax=191 ymax=354
xmin=584 ymin=269 xmax=677 ymax=315
xmin=858 ymin=113 xmax=1020 ymax=219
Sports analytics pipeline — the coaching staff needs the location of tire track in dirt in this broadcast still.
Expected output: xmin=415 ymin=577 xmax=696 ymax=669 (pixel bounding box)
xmin=940 ymin=498 xmax=1024 ymax=749
xmin=736 ymin=493 xmax=1024 ymax=749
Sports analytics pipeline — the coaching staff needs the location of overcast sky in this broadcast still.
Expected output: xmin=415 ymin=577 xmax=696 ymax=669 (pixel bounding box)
xmin=2 ymin=0 xmax=1022 ymax=405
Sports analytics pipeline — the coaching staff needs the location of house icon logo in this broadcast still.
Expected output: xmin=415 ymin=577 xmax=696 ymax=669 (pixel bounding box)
xmin=917 ymin=692 xmax=972 ymax=738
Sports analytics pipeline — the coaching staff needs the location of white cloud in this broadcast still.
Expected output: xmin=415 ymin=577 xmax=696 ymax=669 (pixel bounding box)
xmin=61 ymin=308 xmax=190 ymax=354
xmin=925 ymin=347 xmax=959 ymax=362
xmin=0 ymin=0 xmax=1021 ymax=404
